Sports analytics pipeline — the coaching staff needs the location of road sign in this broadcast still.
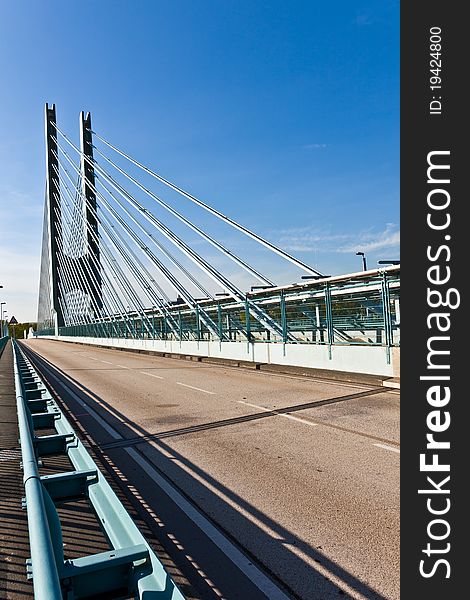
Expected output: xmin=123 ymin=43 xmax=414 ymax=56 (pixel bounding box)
xmin=9 ymin=316 xmax=18 ymax=324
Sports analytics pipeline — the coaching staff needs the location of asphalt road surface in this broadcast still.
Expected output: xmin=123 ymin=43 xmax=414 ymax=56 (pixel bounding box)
xmin=23 ymin=339 xmax=399 ymax=600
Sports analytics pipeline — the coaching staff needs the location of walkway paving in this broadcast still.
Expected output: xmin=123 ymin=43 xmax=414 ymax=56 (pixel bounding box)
xmin=0 ymin=340 xmax=33 ymax=599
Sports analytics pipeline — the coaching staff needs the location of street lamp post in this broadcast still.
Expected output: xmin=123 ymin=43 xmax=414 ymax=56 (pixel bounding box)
xmin=356 ymin=251 xmax=367 ymax=271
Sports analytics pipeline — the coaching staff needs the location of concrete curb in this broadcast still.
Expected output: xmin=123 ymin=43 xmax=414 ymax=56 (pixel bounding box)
xmin=31 ymin=338 xmax=394 ymax=387
xmin=382 ymin=377 xmax=400 ymax=390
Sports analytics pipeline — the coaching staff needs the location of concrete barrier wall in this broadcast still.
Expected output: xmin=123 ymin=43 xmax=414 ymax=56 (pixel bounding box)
xmin=40 ymin=336 xmax=396 ymax=377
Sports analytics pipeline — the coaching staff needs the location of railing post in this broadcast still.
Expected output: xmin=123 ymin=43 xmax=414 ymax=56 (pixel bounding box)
xmin=381 ymin=272 xmax=392 ymax=363
xmin=245 ymin=297 xmax=251 ymax=351
xmin=325 ymin=282 xmax=334 ymax=359
xmin=280 ymin=292 xmax=287 ymax=345
xmin=315 ymin=304 xmax=321 ymax=343
xmin=217 ymin=303 xmax=223 ymax=343
xmin=195 ymin=305 xmax=201 ymax=341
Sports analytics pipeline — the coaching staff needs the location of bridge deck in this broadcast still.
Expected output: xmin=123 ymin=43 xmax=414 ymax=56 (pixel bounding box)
xmin=20 ymin=338 xmax=400 ymax=600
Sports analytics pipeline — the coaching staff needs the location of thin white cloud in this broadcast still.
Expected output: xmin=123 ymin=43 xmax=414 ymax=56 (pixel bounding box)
xmin=337 ymin=223 xmax=400 ymax=253
xmin=276 ymin=226 xmax=349 ymax=252
xmin=275 ymin=223 xmax=400 ymax=255
xmin=303 ymin=143 xmax=328 ymax=150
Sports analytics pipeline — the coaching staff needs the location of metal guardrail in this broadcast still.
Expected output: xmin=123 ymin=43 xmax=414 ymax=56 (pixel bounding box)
xmin=0 ymin=335 xmax=8 ymax=355
xmin=13 ymin=340 xmax=185 ymax=600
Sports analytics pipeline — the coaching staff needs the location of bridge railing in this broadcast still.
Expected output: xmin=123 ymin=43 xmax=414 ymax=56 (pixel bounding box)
xmin=38 ymin=267 xmax=400 ymax=348
xmin=13 ymin=340 xmax=185 ymax=600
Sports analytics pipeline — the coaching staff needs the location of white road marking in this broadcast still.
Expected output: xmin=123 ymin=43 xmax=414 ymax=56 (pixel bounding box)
xmin=140 ymin=371 xmax=164 ymax=380
xmin=373 ymin=443 xmax=400 ymax=454
xmin=238 ymin=400 xmax=318 ymax=427
xmin=100 ymin=360 xmax=114 ymax=365
xmin=43 ymin=367 xmax=290 ymax=600
xmin=176 ymin=382 xmax=215 ymax=395
xmin=115 ymin=364 xmax=130 ymax=369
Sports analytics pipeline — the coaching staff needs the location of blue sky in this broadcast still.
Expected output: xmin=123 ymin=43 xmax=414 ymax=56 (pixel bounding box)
xmin=0 ymin=0 xmax=399 ymax=322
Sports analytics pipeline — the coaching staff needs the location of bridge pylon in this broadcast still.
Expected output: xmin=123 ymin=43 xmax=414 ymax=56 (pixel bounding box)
xmin=40 ymin=106 xmax=103 ymax=333
xmin=44 ymin=103 xmax=64 ymax=330
xmin=80 ymin=111 xmax=102 ymax=315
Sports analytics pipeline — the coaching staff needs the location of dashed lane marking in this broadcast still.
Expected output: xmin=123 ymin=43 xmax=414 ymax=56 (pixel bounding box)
xmin=373 ymin=443 xmax=400 ymax=454
xmin=140 ymin=371 xmax=165 ymax=380
xmin=176 ymin=382 xmax=215 ymax=395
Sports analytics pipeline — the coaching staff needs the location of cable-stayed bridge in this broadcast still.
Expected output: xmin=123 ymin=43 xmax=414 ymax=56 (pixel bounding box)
xmin=36 ymin=104 xmax=400 ymax=378
xmin=0 ymin=106 xmax=400 ymax=600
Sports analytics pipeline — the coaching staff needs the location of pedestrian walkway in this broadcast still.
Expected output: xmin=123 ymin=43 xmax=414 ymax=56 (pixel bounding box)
xmin=0 ymin=340 xmax=33 ymax=598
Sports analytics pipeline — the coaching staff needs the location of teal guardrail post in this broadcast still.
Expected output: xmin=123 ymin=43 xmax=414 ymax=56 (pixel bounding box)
xmin=195 ymin=305 xmax=201 ymax=342
xmin=324 ymin=282 xmax=334 ymax=359
xmin=280 ymin=292 xmax=287 ymax=343
xmin=280 ymin=292 xmax=287 ymax=355
xmin=244 ymin=297 xmax=251 ymax=352
xmin=381 ymin=272 xmax=392 ymax=364
xmin=217 ymin=303 xmax=223 ymax=345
